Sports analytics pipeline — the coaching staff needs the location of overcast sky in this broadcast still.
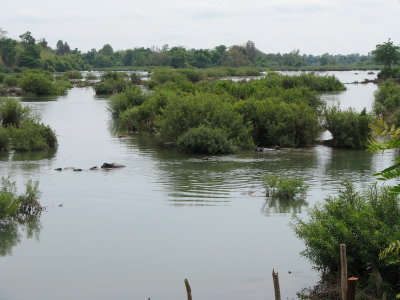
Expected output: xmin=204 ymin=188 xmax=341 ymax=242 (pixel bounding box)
xmin=1 ymin=0 xmax=399 ymax=55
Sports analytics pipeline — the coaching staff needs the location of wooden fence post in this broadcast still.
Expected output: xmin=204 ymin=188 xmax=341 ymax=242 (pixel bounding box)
xmin=272 ymin=269 xmax=281 ymax=300
xmin=340 ymin=244 xmax=348 ymax=300
xmin=346 ymin=277 xmax=358 ymax=300
xmin=184 ymin=278 xmax=192 ymax=300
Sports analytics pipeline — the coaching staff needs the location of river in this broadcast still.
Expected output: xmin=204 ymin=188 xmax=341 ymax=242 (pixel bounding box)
xmin=0 ymin=71 xmax=394 ymax=300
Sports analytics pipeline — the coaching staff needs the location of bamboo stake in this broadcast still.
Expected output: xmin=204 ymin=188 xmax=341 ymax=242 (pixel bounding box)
xmin=346 ymin=277 xmax=358 ymax=300
xmin=184 ymin=278 xmax=192 ymax=300
xmin=272 ymin=269 xmax=281 ymax=300
xmin=340 ymin=244 xmax=348 ymax=300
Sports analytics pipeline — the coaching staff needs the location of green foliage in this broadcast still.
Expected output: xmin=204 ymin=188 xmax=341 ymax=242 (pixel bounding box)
xmin=380 ymin=240 xmax=400 ymax=265
xmin=373 ymin=81 xmax=400 ymax=125
xmin=0 ymin=177 xmax=42 ymax=220
xmin=324 ymin=106 xmax=371 ymax=149
xmin=148 ymin=68 xmax=187 ymax=86
xmin=10 ymin=121 xmax=57 ymax=151
xmin=18 ymin=179 xmax=42 ymax=216
xmin=0 ymin=98 xmax=30 ymax=127
xmin=292 ymin=180 xmax=400 ymax=280
xmin=129 ymin=72 xmax=141 ymax=84
xmin=0 ymin=126 xmax=8 ymax=151
xmin=85 ymin=72 xmax=97 ymax=80
xmin=0 ymin=73 xmax=5 ymax=83
xmin=93 ymin=79 xmax=127 ymax=94
xmin=157 ymin=92 xmax=253 ymax=149
xmin=368 ymin=119 xmax=400 ymax=195
xmin=177 ymin=125 xmax=234 ymax=154
xmin=20 ymin=72 xmax=56 ymax=95
xmin=0 ymin=38 xmax=17 ymax=67
xmin=63 ymin=71 xmax=82 ymax=79
xmin=263 ymin=174 xmax=308 ymax=200
xmin=371 ymin=39 xmax=400 ymax=71
xmin=119 ymin=91 xmax=170 ymax=131
xmin=0 ymin=178 xmax=19 ymax=218
xmin=236 ymin=97 xmax=320 ymax=147
xmin=108 ymin=86 xmax=148 ymax=118
xmin=3 ymin=75 xmax=18 ymax=87
xmin=378 ymin=67 xmax=400 ymax=80
xmin=109 ymin=71 xmax=349 ymax=152
xmin=0 ymin=98 xmax=57 ymax=151
xmin=176 ymin=69 xmax=205 ymax=83
xmin=94 ymin=72 xmax=128 ymax=94
xmin=18 ymin=69 xmax=71 ymax=96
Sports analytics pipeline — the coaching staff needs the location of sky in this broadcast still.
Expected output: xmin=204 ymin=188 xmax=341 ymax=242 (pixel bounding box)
xmin=1 ymin=0 xmax=399 ymax=55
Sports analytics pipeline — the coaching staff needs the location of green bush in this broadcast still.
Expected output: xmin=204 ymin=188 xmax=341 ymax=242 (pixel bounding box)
xmin=93 ymin=78 xmax=128 ymax=94
xmin=176 ymin=69 xmax=205 ymax=83
xmin=0 ymin=178 xmax=20 ymax=218
xmin=0 ymin=98 xmax=30 ymax=127
xmin=373 ymin=81 xmax=400 ymax=125
xmin=63 ymin=71 xmax=82 ymax=79
xmin=177 ymin=125 xmax=234 ymax=154
xmin=108 ymin=86 xmax=148 ymax=118
xmin=263 ymin=174 xmax=308 ymax=200
xmin=148 ymin=68 xmax=187 ymax=86
xmin=10 ymin=121 xmax=57 ymax=151
xmin=157 ymin=92 xmax=253 ymax=149
xmin=85 ymin=72 xmax=98 ymax=80
xmin=18 ymin=179 xmax=42 ymax=216
xmin=119 ymin=91 xmax=170 ymax=131
xmin=292 ymin=180 xmax=400 ymax=295
xmin=377 ymin=67 xmax=400 ymax=80
xmin=0 ymin=126 xmax=8 ymax=151
xmin=236 ymin=97 xmax=320 ymax=147
xmin=3 ymin=75 xmax=19 ymax=87
xmin=100 ymin=71 xmax=127 ymax=81
xmin=0 ymin=177 xmax=42 ymax=220
xmin=0 ymin=73 xmax=5 ymax=83
xmin=324 ymin=106 xmax=372 ymax=149
xmin=19 ymin=73 xmax=56 ymax=95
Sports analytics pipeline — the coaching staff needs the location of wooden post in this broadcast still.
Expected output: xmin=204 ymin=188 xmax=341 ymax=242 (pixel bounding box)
xmin=184 ymin=278 xmax=192 ymax=300
xmin=346 ymin=277 xmax=358 ymax=300
xmin=272 ymin=269 xmax=281 ymax=300
xmin=340 ymin=244 xmax=348 ymax=300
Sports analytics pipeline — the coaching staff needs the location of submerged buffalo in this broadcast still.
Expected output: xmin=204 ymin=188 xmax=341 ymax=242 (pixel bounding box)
xmin=101 ymin=162 xmax=126 ymax=169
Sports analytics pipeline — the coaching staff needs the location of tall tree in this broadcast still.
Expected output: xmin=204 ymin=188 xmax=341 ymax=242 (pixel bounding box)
xmin=371 ymin=39 xmax=400 ymax=70
xmin=56 ymin=40 xmax=64 ymax=55
xmin=99 ymin=44 xmax=113 ymax=56
xmin=63 ymin=42 xmax=70 ymax=54
xmin=19 ymin=31 xmax=40 ymax=67
xmin=0 ymin=38 xmax=17 ymax=66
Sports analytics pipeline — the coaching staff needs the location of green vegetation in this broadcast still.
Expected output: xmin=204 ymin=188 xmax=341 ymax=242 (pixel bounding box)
xmin=371 ymin=39 xmax=400 ymax=80
xmin=109 ymin=70 xmax=347 ymax=153
xmin=0 ymin=69 xmax=71 ymax=96
xmin=373 ymin=81 xmax=400 ymax=126
xmin=324 ymin=106 xmax=371 ymax=149
xmin=93 ymin=72 xmax=129 ymax=94
xmin=292 ymin=180 xmax=400 ymax=298
xmin=85 ymin=72 xmax=97 ymax=80
xmin=0 ymin=178 xmax=41 ymax=220
xmin=0 ymin=30 xmax=378 ymax=72
xmin=63 ymin=70 xmax=82 ymax=79
xmin=177 ymin=125 xmax=234 ymax=154
xmin=0 ymin=98 xmax=57 ymax=151
xmin=263 ymin=175 xmax=308 ymax=200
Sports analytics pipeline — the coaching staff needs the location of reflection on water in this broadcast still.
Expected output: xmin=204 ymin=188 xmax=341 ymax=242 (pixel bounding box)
xmin=0 ymin=216 xmax=41 ymax=257
xmin=262 ymin=197 xmax=308 ymax=215
xmin=10 ymin=149 xmax=56 ymax=161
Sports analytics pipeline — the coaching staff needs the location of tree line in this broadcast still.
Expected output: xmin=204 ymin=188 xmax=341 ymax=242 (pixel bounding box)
xmin=0 ymin=29 xmax=376 ymax=72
